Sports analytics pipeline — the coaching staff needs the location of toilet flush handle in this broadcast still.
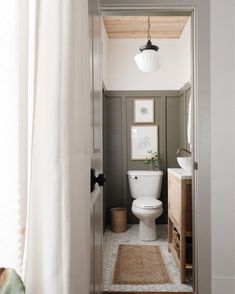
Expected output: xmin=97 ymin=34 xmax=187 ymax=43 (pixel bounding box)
xmin=129 ymin=176 xmax=138 ymax=179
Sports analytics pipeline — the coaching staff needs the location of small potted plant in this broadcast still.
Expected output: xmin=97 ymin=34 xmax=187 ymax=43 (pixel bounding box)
xmin=144 ymin=150 xmax=160 ymax=170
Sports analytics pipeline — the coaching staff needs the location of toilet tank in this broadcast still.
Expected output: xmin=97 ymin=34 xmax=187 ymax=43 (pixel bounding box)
xmin=127 ymin=170 xmax=163 ymax=199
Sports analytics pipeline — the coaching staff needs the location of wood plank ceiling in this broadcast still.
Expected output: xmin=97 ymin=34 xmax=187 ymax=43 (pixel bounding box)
xmin=103 ymin=16 xmax=189 ymax=39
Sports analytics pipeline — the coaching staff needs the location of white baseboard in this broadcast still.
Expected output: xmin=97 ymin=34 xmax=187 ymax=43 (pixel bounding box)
xmin=212 ymin=277 xmax=235 ymax=294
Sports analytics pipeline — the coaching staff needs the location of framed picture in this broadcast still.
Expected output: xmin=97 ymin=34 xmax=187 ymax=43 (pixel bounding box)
xmin=131 ymin=125 xmax=158 ymax=160
xmin=134 ymin=98 xmax=155 ymax=123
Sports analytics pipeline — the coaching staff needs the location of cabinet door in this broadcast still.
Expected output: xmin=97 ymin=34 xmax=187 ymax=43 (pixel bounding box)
xmin=168 ymin=174 xmax=182 ymax=229
xmin=185 ymin=183 xmax=192 ymax=232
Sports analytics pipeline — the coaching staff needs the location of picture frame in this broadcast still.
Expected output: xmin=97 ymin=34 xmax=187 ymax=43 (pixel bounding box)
xmin=130 ymin=125 xmax=158 ymax=160
xmin=134 ymin=98 xmax=155 ymax=123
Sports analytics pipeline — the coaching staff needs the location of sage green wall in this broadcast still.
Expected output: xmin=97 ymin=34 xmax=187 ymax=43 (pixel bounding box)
xmin=103 ymin=87 xmax=191 ymax=225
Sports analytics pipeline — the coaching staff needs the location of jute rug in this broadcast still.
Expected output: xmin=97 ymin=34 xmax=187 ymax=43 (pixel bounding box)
xmin=113 ymin=244 xmax=172 ymax=285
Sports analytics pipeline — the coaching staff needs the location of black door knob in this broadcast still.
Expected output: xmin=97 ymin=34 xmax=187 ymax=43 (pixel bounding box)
xmin=90 ymin=169 xmax=106 ymax=192
xmin=96 ymin=173 xmax=106 ymax=187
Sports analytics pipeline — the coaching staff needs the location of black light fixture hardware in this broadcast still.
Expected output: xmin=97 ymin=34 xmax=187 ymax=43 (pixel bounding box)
xmin=139 ymin=16 xmax=159 ymax=52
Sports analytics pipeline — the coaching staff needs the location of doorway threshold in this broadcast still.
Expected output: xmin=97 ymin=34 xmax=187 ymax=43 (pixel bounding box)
xmin=103 ymin=291 xmax=193 ymax=294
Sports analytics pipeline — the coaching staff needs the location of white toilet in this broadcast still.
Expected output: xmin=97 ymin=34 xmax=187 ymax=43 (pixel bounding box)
xmin=127 ymin=170 xmax=163 ymax=241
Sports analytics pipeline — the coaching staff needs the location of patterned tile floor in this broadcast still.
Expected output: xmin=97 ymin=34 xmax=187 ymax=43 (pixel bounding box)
xmin=103 ymin=224 xmax=193 ymax=292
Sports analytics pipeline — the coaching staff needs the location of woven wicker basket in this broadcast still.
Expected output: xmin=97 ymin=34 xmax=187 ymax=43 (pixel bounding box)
xmin=110 ymin=207 xmax=127 ymax=233
xmin=172 ymin=227 xmax=180 ymax=258
xmin=173 ymin=227 xmax=180 ymax=245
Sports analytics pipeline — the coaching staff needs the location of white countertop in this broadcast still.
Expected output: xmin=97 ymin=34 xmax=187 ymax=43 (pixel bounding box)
xmin=168 ymin=168 xmax=192 ymax=180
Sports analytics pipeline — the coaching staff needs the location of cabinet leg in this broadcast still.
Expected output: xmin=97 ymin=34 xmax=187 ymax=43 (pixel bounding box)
xmin=180 ymin=270 xmax=185 ymax=283
xmin=180 ymin=234 xmax=186 ymax=283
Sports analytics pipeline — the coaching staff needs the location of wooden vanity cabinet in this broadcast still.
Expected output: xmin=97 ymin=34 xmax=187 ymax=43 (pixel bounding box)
xmin=168 ymin=171 xmax=192 ymax=283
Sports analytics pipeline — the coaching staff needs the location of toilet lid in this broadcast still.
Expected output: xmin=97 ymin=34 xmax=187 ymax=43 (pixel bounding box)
xmin=133 ymin=197 xmax=162 ymax=209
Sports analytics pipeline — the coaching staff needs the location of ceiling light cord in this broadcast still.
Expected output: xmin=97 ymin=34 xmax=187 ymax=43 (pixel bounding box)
xmin=147 ymin=16 xmax=151 ymax=41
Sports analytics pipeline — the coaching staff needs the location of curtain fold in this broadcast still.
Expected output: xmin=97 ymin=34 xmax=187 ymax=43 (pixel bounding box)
xmin=23 ymin=0 xmax=90 ymax=293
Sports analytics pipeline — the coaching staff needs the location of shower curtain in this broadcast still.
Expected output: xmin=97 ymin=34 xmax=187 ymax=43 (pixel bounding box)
xmin=23 ymin=0 xmax=90 ymax=293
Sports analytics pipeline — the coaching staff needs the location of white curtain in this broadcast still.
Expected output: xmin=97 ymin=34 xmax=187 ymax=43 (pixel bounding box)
xmin=0 ymin=0 xmax=22 ymax=274
xmin=23 ymin=0 xmax=90 ymax=293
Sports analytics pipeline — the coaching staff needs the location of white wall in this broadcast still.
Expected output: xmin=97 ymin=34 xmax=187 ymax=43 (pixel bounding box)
xmin=102 ymin=20 xmax=109 ymax=88
xmin=211 ymin=0 xmax=235 ymax=293
xmin=102 ymin=18 xmax=191 ymax=91
xmin=178 ymin=18 xmax=191 ymax=87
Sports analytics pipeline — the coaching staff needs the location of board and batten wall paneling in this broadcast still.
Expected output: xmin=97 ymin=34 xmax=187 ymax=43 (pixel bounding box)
xmin=166 ymin=84 xmax=191 ymax=168
xmin=103 ymin=95 xmax=123 ymax=225
xmin=166 ymin=96 xmax=181 ymax=168
xmin=103 ymin=88 xmax=190 ymax=225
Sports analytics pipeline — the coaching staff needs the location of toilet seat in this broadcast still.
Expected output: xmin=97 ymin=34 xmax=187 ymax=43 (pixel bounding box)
xmin=133 ymin=197 xmax=162 ymax=210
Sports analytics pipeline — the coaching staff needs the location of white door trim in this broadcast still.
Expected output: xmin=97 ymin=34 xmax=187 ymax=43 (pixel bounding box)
xmin=100 ymin=1 xmax=211 ymax=294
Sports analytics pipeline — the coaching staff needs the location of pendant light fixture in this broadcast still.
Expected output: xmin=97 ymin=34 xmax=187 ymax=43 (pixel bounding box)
xmin=134 ymin=16 xmax=159 ymax=72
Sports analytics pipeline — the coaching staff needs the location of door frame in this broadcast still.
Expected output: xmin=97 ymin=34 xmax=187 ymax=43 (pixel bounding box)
xmin=100 ymin=1 xmax=211 ymax=294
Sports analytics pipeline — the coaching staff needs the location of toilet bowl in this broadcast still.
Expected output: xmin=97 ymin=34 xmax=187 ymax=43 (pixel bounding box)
xmin=132 ymin=197 xmax=163 ymax=241
xmin=127 ymin=170 xmax=163 ymax=241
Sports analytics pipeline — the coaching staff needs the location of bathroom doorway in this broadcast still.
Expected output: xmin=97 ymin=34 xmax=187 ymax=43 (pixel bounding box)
xmin=101 ymin=8 xmax=195 ymax=294
xmin=96 ymin=0 xmax=211 ymax=292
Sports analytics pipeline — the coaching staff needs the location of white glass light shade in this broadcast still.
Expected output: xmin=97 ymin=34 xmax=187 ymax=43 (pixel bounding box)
xmin=134 ymin=49 xmax=158 ymax=72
